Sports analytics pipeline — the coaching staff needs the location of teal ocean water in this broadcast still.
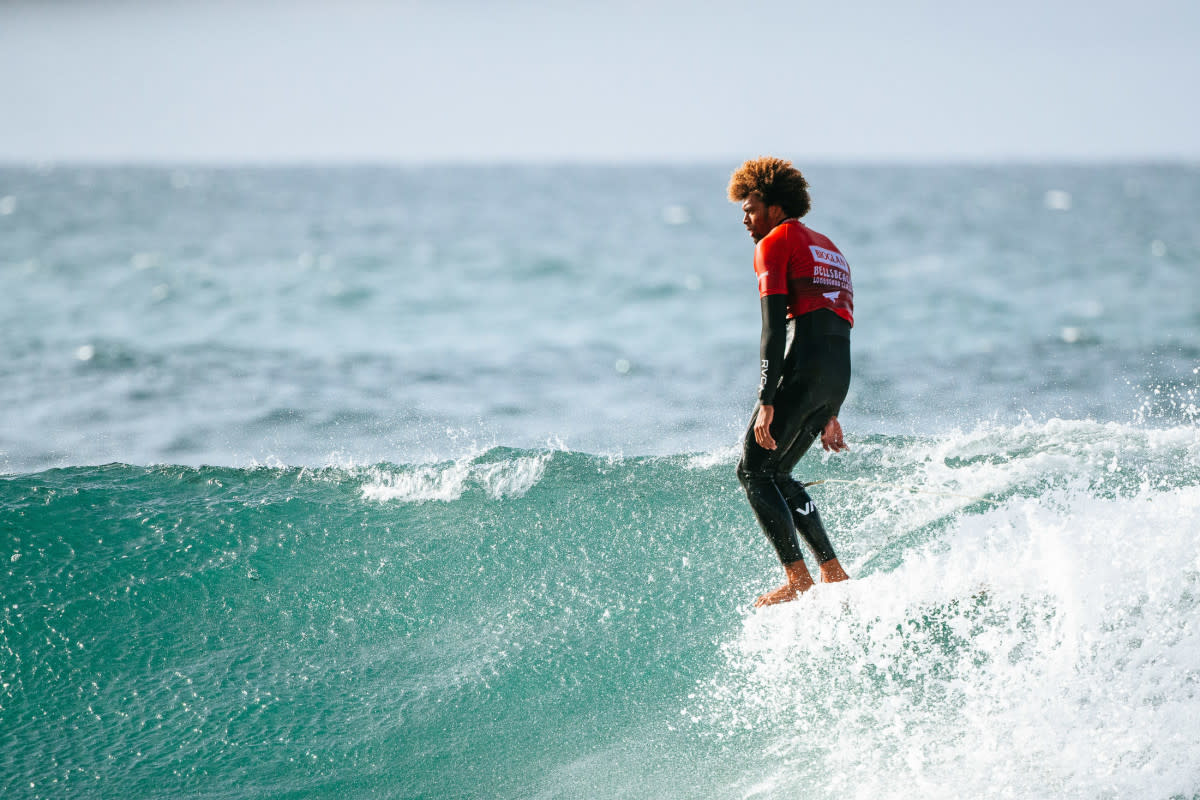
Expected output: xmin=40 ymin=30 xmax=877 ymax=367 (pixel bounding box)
xmin=2 ymin=165 xmax=1199 ymax=798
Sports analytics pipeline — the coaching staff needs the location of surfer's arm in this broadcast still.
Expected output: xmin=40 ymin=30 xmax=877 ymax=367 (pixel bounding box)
xmin=753 ymin=294 xmax=788 ymax=450
xmin=757 ymin=293 xmax=788 ymax=406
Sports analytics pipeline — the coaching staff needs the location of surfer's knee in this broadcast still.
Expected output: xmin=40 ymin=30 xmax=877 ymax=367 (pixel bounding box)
xmin=774 ymin=474 xmax=809 ymax=504
xmin=737 ymin=458 xmax=772 ymax=490
xmin=736 ymin=458 xmax=750 ymax=489
xmin=773 ymin=471 xmax=801 ymax=491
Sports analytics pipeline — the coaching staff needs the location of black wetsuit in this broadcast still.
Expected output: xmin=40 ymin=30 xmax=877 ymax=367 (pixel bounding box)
xmin=737 ymin=306 xmax=851 ymax=565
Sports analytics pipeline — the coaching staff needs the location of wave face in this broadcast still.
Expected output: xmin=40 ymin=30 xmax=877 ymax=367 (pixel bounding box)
xmin=3 ymin=420 xmax=1200 ymax=799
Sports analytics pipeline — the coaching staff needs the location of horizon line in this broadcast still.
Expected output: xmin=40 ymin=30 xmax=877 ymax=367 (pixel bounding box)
xmin=2 ymin=155 xmax=1198 ymax=170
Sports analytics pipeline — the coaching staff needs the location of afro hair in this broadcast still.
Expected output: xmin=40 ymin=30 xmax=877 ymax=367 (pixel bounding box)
xmin=727 ymin=156 xmax=811 ymax=218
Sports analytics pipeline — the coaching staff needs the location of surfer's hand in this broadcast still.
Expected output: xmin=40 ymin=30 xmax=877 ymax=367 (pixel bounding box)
xmin=821 ymin=416 xmax=847 ymax=452
xmin=754 ymin=405 xmax=777 ymax=450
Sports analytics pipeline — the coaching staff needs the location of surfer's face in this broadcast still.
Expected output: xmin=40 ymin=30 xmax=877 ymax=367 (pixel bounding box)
xmin=742 ymin=193 xmax=784 ymax=243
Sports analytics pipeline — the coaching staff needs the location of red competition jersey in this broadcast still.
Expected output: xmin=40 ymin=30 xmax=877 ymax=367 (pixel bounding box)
xmin=754 ymin=220 xmax=854 ymax=325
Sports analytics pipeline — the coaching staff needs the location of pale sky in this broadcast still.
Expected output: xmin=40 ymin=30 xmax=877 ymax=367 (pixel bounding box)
xmin=3 ymin=0 xmax=1198 ymax=163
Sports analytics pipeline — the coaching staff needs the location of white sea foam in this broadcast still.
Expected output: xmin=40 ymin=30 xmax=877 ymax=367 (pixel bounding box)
xmin=685 ymin=444 xmax=741 ymax=471
xmin=698 ymin=419 xmax=1200 ymax=800
xmin=475 ymin=453 xmax=549 ymax=499
xmin=359 ymin=460 xmax=474 ymax=503
xmin=835 ymin=419 xmax=1200 ymax=572
xmin=359 ymin=451 xmax=548 ymax=503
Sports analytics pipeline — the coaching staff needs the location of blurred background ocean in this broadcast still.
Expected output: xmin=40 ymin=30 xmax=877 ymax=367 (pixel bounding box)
xmin=3 ymin=163 xmax=1196 ymax=471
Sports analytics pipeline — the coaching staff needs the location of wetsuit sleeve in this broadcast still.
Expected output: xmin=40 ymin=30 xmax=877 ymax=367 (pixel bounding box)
xmin=754 ymin=232 xmax=789 ymax=406
xmin=758 ymin=294 xmax=788 ymax=405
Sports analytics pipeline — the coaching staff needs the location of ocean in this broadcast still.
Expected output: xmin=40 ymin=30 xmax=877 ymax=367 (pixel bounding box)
xmin=2 ymin=163 xmax=1198 ymax=799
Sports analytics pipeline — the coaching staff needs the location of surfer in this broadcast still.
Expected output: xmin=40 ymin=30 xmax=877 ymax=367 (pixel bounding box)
xmin=728 ymin=157 xmax=854 ymax=607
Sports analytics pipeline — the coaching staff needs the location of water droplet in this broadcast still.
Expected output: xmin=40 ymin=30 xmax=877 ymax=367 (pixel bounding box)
xmin=662 ymin=205 xmax=690 ymax=225
xmin=1043 ymin=190 xmax=1072 ymax=211
xmin=131 ymin=252 xmax=161 ymax=271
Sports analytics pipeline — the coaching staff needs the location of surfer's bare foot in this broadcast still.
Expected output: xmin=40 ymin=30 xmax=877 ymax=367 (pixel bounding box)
xmin=819 ymin=557 xmax=850 ymax=583
xmin=754 ymin=583 xmax=801 ymax=606
xmin=754 ymin=560 xmax=814 ymax=607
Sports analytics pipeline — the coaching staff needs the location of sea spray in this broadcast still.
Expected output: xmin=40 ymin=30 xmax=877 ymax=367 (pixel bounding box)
xmin=2 ymin=420 xmax=1198 ymax=799
xmin=698 ymin=483 xmax=1200 ymax=800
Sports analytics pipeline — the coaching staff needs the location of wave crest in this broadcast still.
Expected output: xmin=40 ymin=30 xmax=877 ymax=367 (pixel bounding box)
xmin=358 ymin=450 xmax=550 ymax=503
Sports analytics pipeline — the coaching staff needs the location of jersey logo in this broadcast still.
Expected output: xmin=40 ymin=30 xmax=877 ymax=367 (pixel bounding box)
xmin=811 ymin=246 xmax=852 ymax=292
xmin=810 ymin=245 xmax=850 ymax=271
xmin=823 ymin=291 xmax=841 ymax=301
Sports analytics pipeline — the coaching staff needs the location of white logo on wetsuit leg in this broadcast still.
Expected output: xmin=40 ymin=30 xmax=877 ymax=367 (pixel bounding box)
xmin=796 ymin=502 xmax=814 ymax=515
xmin=760 ymin=358 xmax=769 ymax=390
